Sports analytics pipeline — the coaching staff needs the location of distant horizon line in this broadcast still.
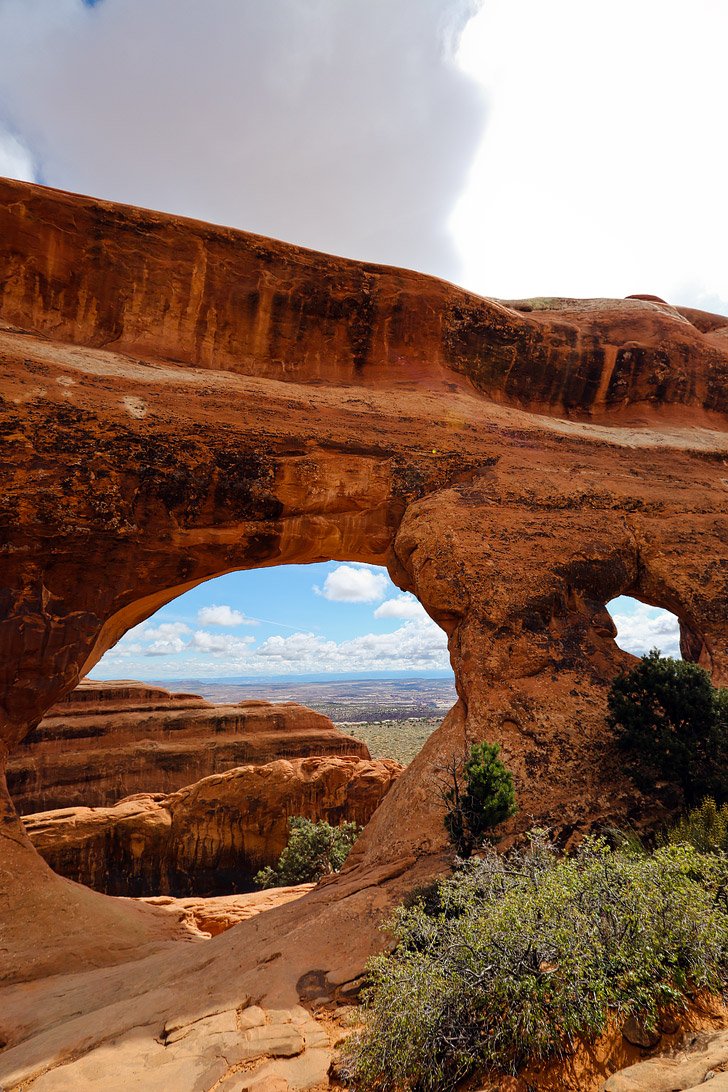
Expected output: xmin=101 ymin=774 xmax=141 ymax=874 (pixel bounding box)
xmin=87 ymin=669 xmax=456 ymax=685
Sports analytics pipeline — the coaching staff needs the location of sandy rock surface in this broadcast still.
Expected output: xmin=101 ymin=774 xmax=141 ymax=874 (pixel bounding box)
xmin=13 ymin=1003 xmax=334 ymax=1092
xmin=600 ymin=1029 xmax=728 ymax=1091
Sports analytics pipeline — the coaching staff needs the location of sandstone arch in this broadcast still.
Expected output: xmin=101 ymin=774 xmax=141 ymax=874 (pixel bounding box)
xmin=3 ymin=176 xmax=728 ymax=1084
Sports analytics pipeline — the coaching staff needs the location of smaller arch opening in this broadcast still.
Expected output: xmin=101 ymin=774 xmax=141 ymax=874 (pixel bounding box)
xmin=606 ymin=595 xmax=682 ymax=660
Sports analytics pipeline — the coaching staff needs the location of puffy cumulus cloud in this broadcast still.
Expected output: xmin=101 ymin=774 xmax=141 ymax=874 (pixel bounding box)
xmin=115 ymin=624 xmax=149 ymax=645
xmin=197 ymin=604 xmax=258 ymax=627
xmin=114 ymin=620 xmax=191 ymax=655
xmin=188 ymin=631 xmax=256 ymax=656
xmin=97 ymin=614 xmax=450 ymax=676
xmin=451 ymin=1 xmax=728 ymax=310
xmin=314 ymin=565 xmax=389 ymax=603
xmin=255 ymin=617 xmax=449 ymax=673
xmin=105 ymin=641 xmax=144 ymax=659
xmin=141 ymin=622 xmax=191 ymax=641
xmin=374 ymin=593 xmax=427 ymax=620
xmin=145 ymin=636 xmax=187 ymax=656
xmin=112 ymin=620 xmax=258 ymax=658
xmin=0 ymin=0 xmax=484 ymax=280
xmin=0 ymin=126 xmax=35 ymax=181
xmin=609 ymin=604 xmax=682 ymax=660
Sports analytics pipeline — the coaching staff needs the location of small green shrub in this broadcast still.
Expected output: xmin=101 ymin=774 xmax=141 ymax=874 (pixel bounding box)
xmin=664 ymin=796 xmax=728 ymax=853
xmin=607 ymin=648 xmax=728 ymax=804
xmin=442 ymin=741 xmax=517 ymax=858
xmin=254 ymin=816 xmax=360 ymax=888
xmin=344 ymin=832 xmax=728 ymax=1092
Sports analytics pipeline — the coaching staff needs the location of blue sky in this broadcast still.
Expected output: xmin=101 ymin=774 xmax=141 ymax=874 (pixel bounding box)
xmin=89 ymin=569 xmax=681 ymax=680
xmin=91 ymin=563 xmax=454 ymax=680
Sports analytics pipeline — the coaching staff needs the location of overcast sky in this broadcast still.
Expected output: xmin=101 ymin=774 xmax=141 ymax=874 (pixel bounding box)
xmin=0 ymin=0 xmax=699 ymax=677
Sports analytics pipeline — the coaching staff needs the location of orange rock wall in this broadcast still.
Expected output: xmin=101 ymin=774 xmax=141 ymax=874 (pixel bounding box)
xmin=23 ymin=756 xmax=402 ymax=896
xmin=7 ymin=680 xmax=369 ymax=813
xmin=2 ymin=179 xmax=726 ymax=418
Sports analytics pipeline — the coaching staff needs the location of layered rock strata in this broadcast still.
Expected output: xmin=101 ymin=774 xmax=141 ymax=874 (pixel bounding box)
xmin=7 ymin=679 xmax=369 ymax=813
xmin=3 ymin=177 xmax=728 ymax=1088
xmin=23 ymin=756 xmax=402 ymax=896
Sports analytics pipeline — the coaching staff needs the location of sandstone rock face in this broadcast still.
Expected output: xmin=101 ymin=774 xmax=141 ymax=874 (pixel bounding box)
xmin=138 ymin=884 xmax=315 ymax=937
xmin=22 ymin=756 xmax=402 ymax=895
xmin=3 ymin=1000 xmax=335 ymax=1092
xmin=4 ymin=177 xmax=728 ymax=1088
xmin=7 ymin=678 xmax=369 ymax=813
xmin=600 ymin=1029 xmax=728 ymax=1091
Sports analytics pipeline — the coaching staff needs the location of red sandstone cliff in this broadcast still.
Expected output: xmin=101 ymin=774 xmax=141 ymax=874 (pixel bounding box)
xmin=22 ymin=756 xmax=402 ymax=896
xmin=7 ymin=679 xmax=370 ymax=813
xmin=4 ymin=178 xmax=728 ymax=1089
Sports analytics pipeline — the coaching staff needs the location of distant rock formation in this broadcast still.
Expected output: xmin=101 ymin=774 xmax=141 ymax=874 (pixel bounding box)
xmin=23 ymin=755 xmax=402 ymax=896
xmin=7 ymin=679 xmax=370 ymax=813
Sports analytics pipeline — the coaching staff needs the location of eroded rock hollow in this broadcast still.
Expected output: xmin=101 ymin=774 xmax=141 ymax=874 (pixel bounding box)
xmin=3 ymin=176 xmax=728 ymax=1089
xmin=23 ymin=755 xmax=401 ymax=896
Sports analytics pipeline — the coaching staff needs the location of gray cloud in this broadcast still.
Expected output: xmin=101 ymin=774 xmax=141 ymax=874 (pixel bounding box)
xmin=0 ymin=0 xmax=484 ymax=279
xmin=0 ymin=124 xmax=34 ymax=179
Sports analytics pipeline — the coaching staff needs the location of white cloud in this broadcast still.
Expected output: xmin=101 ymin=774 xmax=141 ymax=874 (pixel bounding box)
xmin=451 ymin=1 xmax=728 ymax=310
xmin=0 ymin=125 xmax=35 ymax=181
xmin=197 ymin=604 xmax=258 ymax=627
xmin=254 ymin=617 xmax=449 ymax=673
xmin=145 ymin=636 xmax=188 ymax=656
xmin=115 ymin=620 xmax=191 ymax=655
xmin=107 ymin=641 xmax=144 ymax=658
xmin=314 ymin=565 xmax=389 ymax=603
xmin=101 ymin=613 xmax=449 ymax=676
xmin=188 ymin=630 xmax=256 ymax=656
xmin=610 ymin=605 xmax=682 ymax=660
xmin=374 ymin=593 xmax=427 ymax=620
xmin=141 ymin=622 xmax=191 ymax=641
xmin=0 ymin=0 xmax=484 ymax=281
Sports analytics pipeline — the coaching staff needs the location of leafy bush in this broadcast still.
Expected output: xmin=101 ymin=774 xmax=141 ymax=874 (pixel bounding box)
xmin=664 ymin=796 xmax=728 ymax=853
xmin=254 ymin=816 xmax=360 ymax=888
xmin=344 ymin=832 xmax=728 ymax=1092
xmin=442 ymin=741 xmax=517 ymax=858
xmin=607 ymin=648 xmax=728 ymax=804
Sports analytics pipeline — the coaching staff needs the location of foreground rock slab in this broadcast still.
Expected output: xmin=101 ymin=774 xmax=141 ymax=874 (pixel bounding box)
xmin=10 ymin=1003 xmax=333 ymax=1092
xmin=600 ymin=1029 xmax=728 ymax=1091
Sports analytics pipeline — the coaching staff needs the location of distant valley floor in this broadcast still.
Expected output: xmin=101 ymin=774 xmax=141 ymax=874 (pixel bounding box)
xmin=152 ymin=677 xmax=456 ymax=766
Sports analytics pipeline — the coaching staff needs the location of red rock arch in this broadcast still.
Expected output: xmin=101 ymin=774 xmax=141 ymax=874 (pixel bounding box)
xmin=3 ymin=177 xmax=728 ymax=1033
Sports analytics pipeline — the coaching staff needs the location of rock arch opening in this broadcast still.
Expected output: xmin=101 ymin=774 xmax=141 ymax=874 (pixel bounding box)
xmin=606 ymin=595 xmax=683 ymax=661
xmin=10 ymin=562 xmax=455 ymax=899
